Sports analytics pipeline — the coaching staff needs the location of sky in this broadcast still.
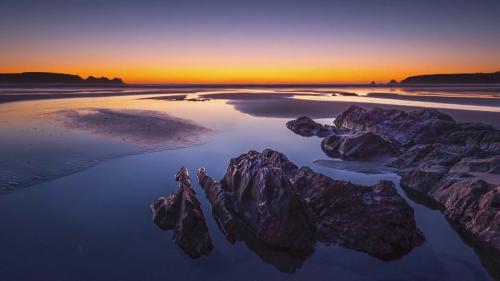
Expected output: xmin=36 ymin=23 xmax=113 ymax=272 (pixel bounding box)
xmin=0 ymin=0 xmax=499 ymax=84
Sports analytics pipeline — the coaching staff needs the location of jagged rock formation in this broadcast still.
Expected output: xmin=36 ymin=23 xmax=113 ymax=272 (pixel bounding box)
xmin=197 ymin=149 xmax=424 ymax=261
xmin=150 ymin=167 xmax=213 ymax=258
xmin=286 ymin=106 xmax=500 ymax=256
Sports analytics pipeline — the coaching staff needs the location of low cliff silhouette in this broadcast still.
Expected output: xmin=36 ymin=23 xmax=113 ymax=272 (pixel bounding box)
xmin=401 ymin=71 xmax=500 ymax=84
xmin=0 ymin=72 xmax=124 ymax=85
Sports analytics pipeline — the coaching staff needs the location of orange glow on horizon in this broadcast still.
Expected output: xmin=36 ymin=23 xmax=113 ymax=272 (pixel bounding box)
xmin=2 ymin=65 xmax=500 ymax=84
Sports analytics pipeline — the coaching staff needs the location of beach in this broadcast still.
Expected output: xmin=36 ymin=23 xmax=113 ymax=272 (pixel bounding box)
xmin=0 ymin=86 xmax=499 ymax=280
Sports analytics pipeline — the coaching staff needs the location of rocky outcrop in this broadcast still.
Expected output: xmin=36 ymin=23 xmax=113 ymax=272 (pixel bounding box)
xmin=150 ymin=167 xmax=213 ymax=258
xmin=333 ymin=106 xmax=459 ymax=147
xmin=197 ymin=150 xmax=316 ymax=254
xmin=286 ymin=105 xmax=500 ymax=256
xmin=321 ymin=131 xmax=400 ymax=160
xmin=401 ymin=170 xmax=500 ymax=253
xmin=197 ymin=149 xmax=424 ymax=261
xmin=286 ymin=116 xmax=334 ymax=137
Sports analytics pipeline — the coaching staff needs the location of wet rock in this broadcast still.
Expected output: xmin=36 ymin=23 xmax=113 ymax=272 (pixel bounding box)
xmin=391 ymin=143 xmax=473 ymax=169
xmin=198 ymin=149 xmax=424 ymax=261
xmin=333 ymin=106 xmax=458 ymax=147
xmin=400 ymin=166 xmax=451 ymax=195
xmin=287 ymin=105 xmax=500 ymax=258
xmin=321 ymin=131 xmax=400 ymax=160
xmin=198 ymin=151 xmax=316 ymax=254
xmin=286 ymin=116 xmax=334 ymax=137
xmin=401 ymin=170 xmax=500 ymax=253
xmin=150 ymin=167 xmax=213 ymax=259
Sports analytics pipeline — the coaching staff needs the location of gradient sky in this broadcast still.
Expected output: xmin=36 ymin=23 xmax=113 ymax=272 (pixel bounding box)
xmin=1 ymin=0 xmax=499 ymax=83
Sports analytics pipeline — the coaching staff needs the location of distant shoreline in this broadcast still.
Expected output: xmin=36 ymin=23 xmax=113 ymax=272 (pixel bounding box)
xmin=2 ymin=83 xmax=500 ymax=88
xmin=1 ymin=84 xmax=500 ymax=105
xmin=2 ymin=71 xmax=500 ymax=87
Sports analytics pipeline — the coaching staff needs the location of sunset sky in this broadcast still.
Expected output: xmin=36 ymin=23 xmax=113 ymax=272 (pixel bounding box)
xmin=1 ymin=0 xmax=499 ymax=84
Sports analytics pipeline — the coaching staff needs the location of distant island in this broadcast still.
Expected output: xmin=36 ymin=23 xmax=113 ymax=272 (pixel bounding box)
xmin=401 ymin=71 xmax=500 ymax=84
xmin=0 ymin=72 xmax=124 ymax=85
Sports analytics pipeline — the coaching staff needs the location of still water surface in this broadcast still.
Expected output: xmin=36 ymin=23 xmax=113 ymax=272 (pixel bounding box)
xmin=0 ymin=87 xmax=498 ymax=280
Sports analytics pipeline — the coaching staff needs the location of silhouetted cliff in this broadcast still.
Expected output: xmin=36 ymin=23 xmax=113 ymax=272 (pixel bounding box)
xmin=0 ymin=72 xmax=124 ymax=85
xmin=401 ymin=71 xmax=500 ymax=84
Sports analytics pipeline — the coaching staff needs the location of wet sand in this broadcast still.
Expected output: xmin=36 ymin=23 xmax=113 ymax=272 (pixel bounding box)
xmin=0 ymin=88 xmax=205 ymax=104
xmin=199 ymin=92 xmax=500 ymax=127
xmin=56 ymin=108 xmax=211 ymax=147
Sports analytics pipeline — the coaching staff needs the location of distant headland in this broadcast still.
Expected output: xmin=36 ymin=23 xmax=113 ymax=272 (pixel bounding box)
xmin=400 ymin=71 xmax=500 ymax=84
xmin=0 ymin=72 xmax=124 ymax=85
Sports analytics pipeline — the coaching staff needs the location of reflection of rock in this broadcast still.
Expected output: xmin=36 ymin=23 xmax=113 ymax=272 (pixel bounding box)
xmin=286 ymin=116 xmax=334 ymax=137
xmin=321 ymin=131 xmax=400 ymax=160
xmin=150 ymin=167 xmax=213 ymax=259
xmin=198 ymin=149 xmax=424 ymax=264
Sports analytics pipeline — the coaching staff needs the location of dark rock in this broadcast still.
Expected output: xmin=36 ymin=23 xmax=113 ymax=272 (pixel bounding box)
xmin=198 ymin=149 xmax=424 ymax=261
xmin=150 ymin=167 xmax=213 ymax=259
xmin=400 ymin=166 xmax=450 ymax=194
xmin=391 ymin=143 xmax=472 ymax=169
xmin=321 ymin=131 xmax=400 ymax=160
xmin=287 ymin=105 xmax=500 ymax=259
xmin=292 ymin=166 xmax=424 ymax=260
xmin=451 ymin=156 xmax=500 ymax=175
xmin=286 ymin=116 xmax=334 ymax=137
xmin=198 ymin=150 xmax=316 ymax=254
xmin=151 ymin=194 xmax=180 ymax=231
xmin=333 ymin=106 xmax=458 ymax=147
xmin=401 ymin=170 xmax=500 ymax=253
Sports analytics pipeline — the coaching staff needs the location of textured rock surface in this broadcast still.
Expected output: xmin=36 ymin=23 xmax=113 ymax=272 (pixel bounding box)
xmin=333 ymin=106 xmax=459 ymax=147
xmin=198 ymin=149 xmax=424 ymax=260
xmin=286 ymin=105 xmax=500 ymax=257
xmin=286 ymin=116 xmax=334 ymax=137
xmin=150 ymin=167 xmax=213 ymax=259
xmin=198 ymin=150 xmax=316 ymax=254
xmin=401 ymin=170 xmax=500 ymax=253
xmin=321 ymin=131 xmax=400 ymax=160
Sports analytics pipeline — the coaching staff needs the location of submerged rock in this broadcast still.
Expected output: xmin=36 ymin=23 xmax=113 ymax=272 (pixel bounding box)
xmin=197 ymin=149 xmax=424 ymax=261
xmin=150 ymin=167 xmax=213 ymax=259
xmin=286 ymin=116 xmax=334 ymax=137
